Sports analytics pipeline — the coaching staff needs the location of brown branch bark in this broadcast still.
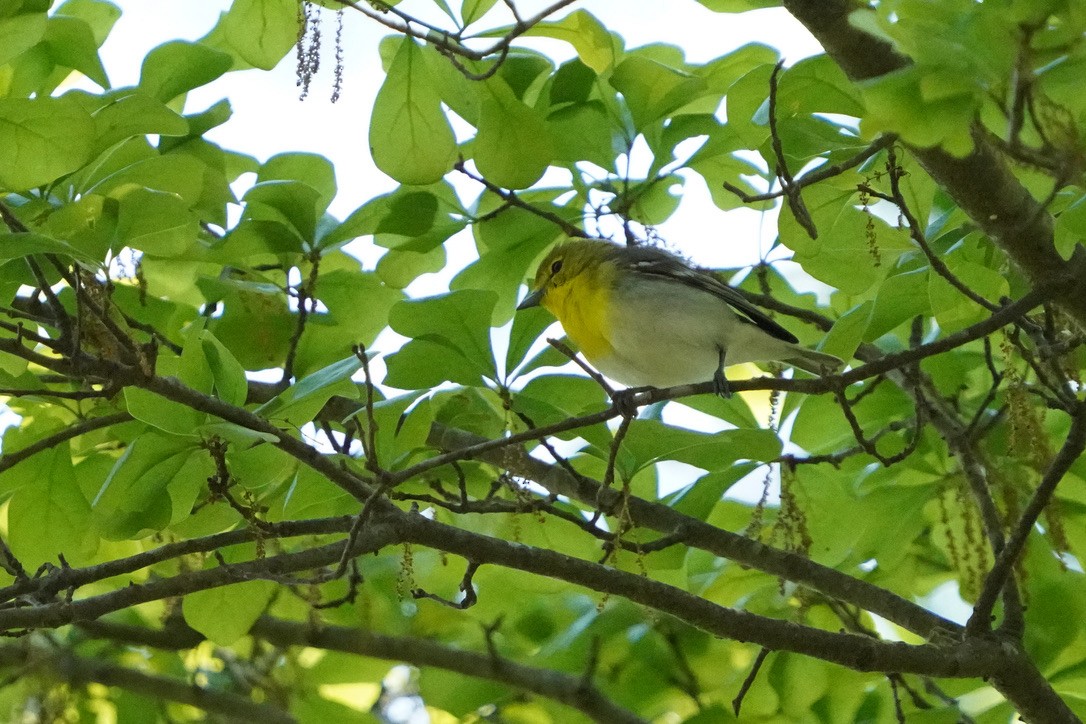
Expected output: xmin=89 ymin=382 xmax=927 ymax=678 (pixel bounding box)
xmin=429 ymin=421 xmax=956 ymax=640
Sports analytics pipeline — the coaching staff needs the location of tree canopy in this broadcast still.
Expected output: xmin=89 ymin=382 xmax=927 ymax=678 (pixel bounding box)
xmin=0 ymin=0 xmax=1085 ymax=721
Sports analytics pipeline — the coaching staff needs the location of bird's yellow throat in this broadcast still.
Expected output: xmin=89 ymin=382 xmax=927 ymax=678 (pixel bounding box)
xmin=541 ymin=263 xmax=616 ymax=362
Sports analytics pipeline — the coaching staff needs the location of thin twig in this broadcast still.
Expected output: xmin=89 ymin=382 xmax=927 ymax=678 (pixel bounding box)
xmin=732 ymin=647 xmax=771 ymax=717
xmin=0 ymin=412 xmax=131 ymax=476
xmin=722 ymin=135 xmax=897 ymax=203
xmin=455 ymin=160 xmax=586 ymax=238
xmin=281 ymin=253 xmax=321 ymax=384
xmin=767 ymin=61 xmax=817 ymax=239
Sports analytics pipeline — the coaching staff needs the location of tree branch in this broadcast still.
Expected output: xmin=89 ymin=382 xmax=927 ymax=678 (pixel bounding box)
xmin=0 ymin=638 xmax=294 ymax=723
xmin=428 ymin=421 xmax=957 ymax=640
xmin=0 ymin=412 xmax=131 ymax=476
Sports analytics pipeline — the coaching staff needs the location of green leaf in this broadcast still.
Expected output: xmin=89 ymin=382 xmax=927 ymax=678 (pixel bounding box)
xmin=928 ymin=258 xmax=1008 ymax=332
xmin=506 ymin=305 xmax=557 ymax=376
xmin=219 ymin=0 xmax=299 ymax=70
xmin=196 ymin=422 xmax=279 ymax=446
xmin=139 ymin=41 xmax=232 ymax=103
xmin=664 ymin=463 xmax=759 ymax=521
xmin=452 ymin=229 xmax=557 ymax=325
xmin=116 ymin=187 xmax=198 ymax=257
xmin=725 ymin=62 xmax=775 ymax=147
xmin=514 ymin=375 xmax=610 ymax=445
xmin=610 ymin=53 xmax=708 ymax=130
xmin=385 ymin=290 xmax=498 ymax=388
xmin=8 ymin=443 xmax=97 ymax=568
xmin=547 ymin=100 xmax=617 ymax=169
xmin=42 ymin=15 xmax=109 ymax=88
xmin=92 ymin=152 xmax=207 ymax=206
xmin=462 ymin=0 xmax=498 ymax=25
xmin=93 ymin=91 xmax=188 ymax=151
xmin=860 ymin=66 xmax=978 ymax=156
xmin=55 ymin=0 xmax=121 ymax=46
xmin=369 ymin=36 xmax=456 ymax=185
xmin=183 ymin=544 xmax=275 ymax=644
xmin=201 ymin=330 xmax=248 ymax=406
xmin=243 ymin=179 xmax=323 ymax=245
xmin=376 ymin=246 xmax=446 ymax=288
xmin=92 ymin=434 xmax=203 ymax=539
xmin=258 ymin=152 xmax=337 ymax=216
xmin=0 ymin=231 xmax=98 ymax=264
xmin=779 ymin=184 xmax=912 ymax=295
xmin=695 ymin=0 xmax=778 ymax=10
xmin=0 ymin=96 xmax=94 ymax=191
xmin=777 ymin=54 xmax=863 ymax=118
xmin=615 ymin=420 xmax=782 ymax=478
xmin=315 ymin=268 xmax=404 ymax=345
xmin=256 ymin=355 xmax=362 ymax=422
xmin=473 ymin=77 xmax=555 ymax=189
xmin=867 ymin=268 xmax=931 ymax=340
xmin=125 ymin=386 xmax=206 ymax=436
xmin=0 ymin=11 xmax=46 ymax=66
xmin=526 ymin=10 xmax=621 ymax=74
xmin=322 ymin=181 xmax=464 ymax=250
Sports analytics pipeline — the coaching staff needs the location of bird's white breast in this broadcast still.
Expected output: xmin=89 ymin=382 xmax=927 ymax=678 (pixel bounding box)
xmin=591 ymin=276 xmax=795 ymax=388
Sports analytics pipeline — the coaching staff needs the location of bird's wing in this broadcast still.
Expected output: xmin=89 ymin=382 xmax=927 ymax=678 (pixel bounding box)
xmin=616 ymin=245 xmax=799 ymax=344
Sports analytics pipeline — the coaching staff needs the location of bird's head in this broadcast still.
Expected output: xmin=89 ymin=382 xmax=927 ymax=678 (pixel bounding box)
xmin=517 ymin=239 xmax=613 ymax=313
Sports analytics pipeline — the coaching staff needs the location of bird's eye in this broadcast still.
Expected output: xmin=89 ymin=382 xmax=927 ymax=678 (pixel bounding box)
xmin=550 ymin=259 xmax=563 ymax=275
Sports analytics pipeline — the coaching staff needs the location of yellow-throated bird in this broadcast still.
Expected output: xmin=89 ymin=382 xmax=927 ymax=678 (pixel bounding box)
xmin=517 ymin=239 xmax=842 ymax=396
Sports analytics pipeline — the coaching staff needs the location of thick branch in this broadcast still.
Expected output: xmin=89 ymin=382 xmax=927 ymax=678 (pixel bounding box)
xmin=429 ymin=422 xmax=956 ymax=640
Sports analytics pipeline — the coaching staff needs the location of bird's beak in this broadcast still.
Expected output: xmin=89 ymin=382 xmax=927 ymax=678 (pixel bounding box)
xmin=517 ymin=287 xmax=544 ymax=310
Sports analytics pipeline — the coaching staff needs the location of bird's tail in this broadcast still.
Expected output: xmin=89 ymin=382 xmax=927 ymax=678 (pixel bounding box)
xmin=784 ymin=346 xmax=843 ymax=376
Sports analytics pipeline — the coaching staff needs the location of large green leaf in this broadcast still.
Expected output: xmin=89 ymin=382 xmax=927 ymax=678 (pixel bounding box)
xmin=183 ymin=544 xmax=276 ymax=644
xmin=42 ymin=14 xmax=109 ymax=87
xmin=0 ymin=96 xmax=94 ymax=191
xmin=139 ymin=40 xmax=232 ymax=102
xmin=526 ymin=10 xmax=621 ymax=74
xmin=219 ymin=0 xmax=299 ymax=70
xmin=92 ymin=433 xmax=204 ymax=539
xmin=93 ymin=91 xmax=188 ymax=152
xmin=369 ymin=36 xmax=456 ymax=185
xmin=385 ymin=290 xmax=499 ymax=389
xmin=8 ymin=443 xmax=97 ymax=568
xmin=116 ymin=187 xmax=198 ymax=257
xmin=0 ymin=11 xmax=46 ymax=66
xmin=55 ymin=0 xmax=121 ymax=46
xmin=256 ymin=354 xmax=362 ymax=424
xmin=610 ymin=53 xmax=708 ymax=130
xmin=0 ymin=231 xmax=98 ymax=264
xmin=473 ymin=76 xmax=555 ymax=189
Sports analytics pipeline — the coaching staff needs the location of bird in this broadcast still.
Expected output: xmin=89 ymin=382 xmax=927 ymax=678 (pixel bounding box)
xmin=517 ymin=238 xmax=842 ymax=397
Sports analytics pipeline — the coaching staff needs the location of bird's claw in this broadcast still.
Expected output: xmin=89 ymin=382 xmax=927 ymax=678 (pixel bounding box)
xmin=713 ymin=368 xmax=732 ymax=399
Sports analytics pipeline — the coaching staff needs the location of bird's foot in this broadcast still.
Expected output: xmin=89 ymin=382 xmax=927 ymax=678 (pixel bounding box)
xmin=713 ymin=368 xmax=732 ymax=399
xmin=612 ymin=386 xmax=653 ymax=417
